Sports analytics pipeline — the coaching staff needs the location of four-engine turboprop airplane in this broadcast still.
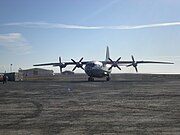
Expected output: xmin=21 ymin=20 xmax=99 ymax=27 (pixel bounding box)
xmin=34 ymin=46 xmax=173 ymax=81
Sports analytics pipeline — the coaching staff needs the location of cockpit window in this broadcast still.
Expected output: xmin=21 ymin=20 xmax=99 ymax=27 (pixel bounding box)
xmin=87 ymin=63 xmax=96 ymax=67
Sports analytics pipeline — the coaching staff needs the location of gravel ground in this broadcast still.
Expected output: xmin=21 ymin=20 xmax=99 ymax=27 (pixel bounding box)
xmin=0 ymin=74 xmax=180 ymax=135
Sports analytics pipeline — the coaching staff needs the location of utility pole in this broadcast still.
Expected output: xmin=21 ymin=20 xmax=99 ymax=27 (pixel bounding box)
xmin=10 ymin=64 xmax=12 ymax=72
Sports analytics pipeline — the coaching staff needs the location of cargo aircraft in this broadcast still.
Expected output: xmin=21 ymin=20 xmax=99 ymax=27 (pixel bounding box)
xmin=34 ymin=46 xmax=173 ymax=81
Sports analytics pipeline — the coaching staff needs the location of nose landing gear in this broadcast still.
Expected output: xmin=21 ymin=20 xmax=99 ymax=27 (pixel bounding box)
xmin=106 ymin=76 xmax=110 ymax=81
xmin=106 ymin=74 xmax=111 ymax=81
xmin=88 ymin=77 xmax=94 ymax=81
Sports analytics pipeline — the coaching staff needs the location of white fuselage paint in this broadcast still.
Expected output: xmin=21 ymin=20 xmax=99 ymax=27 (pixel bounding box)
xmin=85 ymin=61 xmax=112 ymax=78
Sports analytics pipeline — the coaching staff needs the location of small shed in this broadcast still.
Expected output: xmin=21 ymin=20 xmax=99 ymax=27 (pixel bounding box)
xmin=5 ymin=72 xmax=23 ymax=81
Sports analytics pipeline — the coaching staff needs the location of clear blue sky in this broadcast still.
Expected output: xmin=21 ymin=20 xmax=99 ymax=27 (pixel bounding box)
xmin=0 ymin=0 xmax=179 ymax=73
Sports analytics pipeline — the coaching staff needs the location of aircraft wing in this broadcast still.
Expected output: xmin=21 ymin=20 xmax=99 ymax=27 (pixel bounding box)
xmin=33 ymin=59 xmax=90 ymax=72
xmin=34 ymin=55 xmax=173 ymax=73
xmin=102 ymin=60 xmax=174 ymax=65
xmin=101 ymin=55 xmax=173 ymax=72
xmin=34 ymin=60 xmax=173 ymax=67
xmin=135 ymin=61 xmax=174 ymax=64
xmin=34 ymin=62 xmax=62 ymax=66
xmin=34 ymin=57 xmax=90 ymax=67
xmin=33 ymin=61 xmax=89 ymax=66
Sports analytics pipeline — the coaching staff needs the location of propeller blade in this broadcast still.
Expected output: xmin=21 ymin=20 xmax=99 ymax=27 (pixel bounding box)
xmin=126 ymin=64 xmax=133 ymax=67
xmin=116 ymin=57 xmax=121 ymax=62
xmin=79 ymin=57 xmax=83 ymax=62
xmin=60 ymin=67 xmax=62 ymax=73
xmin=59 ymin=57 xmax=61 ymax=63
xmin=131 ymin=55 xmax=135 ymax=62
xmin=71 ymin=59 xmax=76 ymax=64
xmin=108 ymin=66 xmax=113 ymax=70
xmin=80 ymin=66 xmax=85 ymax=70
xmin=108 ymin=58 xmax=114 ymax=63
xmin=135 ymin=66 xmax=138 ymax=72
xmin=117 ymin=65 xmax=121 ymax=70
xmin=72 ymin=66 xmax=77 ymax=71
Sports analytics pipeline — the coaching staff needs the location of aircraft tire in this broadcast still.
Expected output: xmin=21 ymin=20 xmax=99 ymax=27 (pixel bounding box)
xmin=88 ymin=77 xmax=94 ymax=81
xmin=106 ymin=77 xmax=110 ymax=81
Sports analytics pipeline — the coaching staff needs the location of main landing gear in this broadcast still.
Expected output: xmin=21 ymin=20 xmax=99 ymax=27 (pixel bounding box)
xmin=88 ymin=76 xmax=111 ymax=81
xmin=106 ymin=76 xmax=110 ymax=81
xmin=88 ymin=77 xmax=94 ymax=81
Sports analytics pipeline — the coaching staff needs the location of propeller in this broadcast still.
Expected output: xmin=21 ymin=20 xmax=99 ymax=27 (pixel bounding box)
xmin=126 ymin=55 xmax=138 ymax=72
xmin=58 ymin=57 xmax=66 ymax=73
xmin=71 ymin=57 xmax=84 ymax=71
xmin=108 ymin=57 xmax=121 ymax=70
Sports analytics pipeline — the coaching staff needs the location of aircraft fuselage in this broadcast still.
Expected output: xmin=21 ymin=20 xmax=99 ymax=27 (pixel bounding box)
xmin=85 ymin=61 xmax=111 ymax=78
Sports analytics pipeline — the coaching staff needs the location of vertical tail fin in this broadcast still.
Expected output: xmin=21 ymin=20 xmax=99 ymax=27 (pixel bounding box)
xmin=105 ymin=46 xmax=110 ymax=61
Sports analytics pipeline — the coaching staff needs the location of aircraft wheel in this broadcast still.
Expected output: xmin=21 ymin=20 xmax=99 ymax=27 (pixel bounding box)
xmin=88 ymin=77 xmax=94 ymax=81
xmin=106 ymin=77 xmax=110 ymax=81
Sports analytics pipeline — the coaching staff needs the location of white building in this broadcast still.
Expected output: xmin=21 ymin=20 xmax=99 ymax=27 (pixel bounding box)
xmin=19 ymin=68 xmax=53 ymax=77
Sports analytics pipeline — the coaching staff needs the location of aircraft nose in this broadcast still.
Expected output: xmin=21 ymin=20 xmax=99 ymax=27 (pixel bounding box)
xmin=85 ymin=65 xmax=91 ymax=71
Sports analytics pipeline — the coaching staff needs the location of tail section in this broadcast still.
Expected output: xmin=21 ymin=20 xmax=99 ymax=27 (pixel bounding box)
xmin=105 ymin=46 xmax=110 ymax=61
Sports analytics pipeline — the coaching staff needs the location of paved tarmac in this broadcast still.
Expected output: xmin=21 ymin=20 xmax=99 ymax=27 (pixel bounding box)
xmin=0 ymin=74 xmax=180 ymax=135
